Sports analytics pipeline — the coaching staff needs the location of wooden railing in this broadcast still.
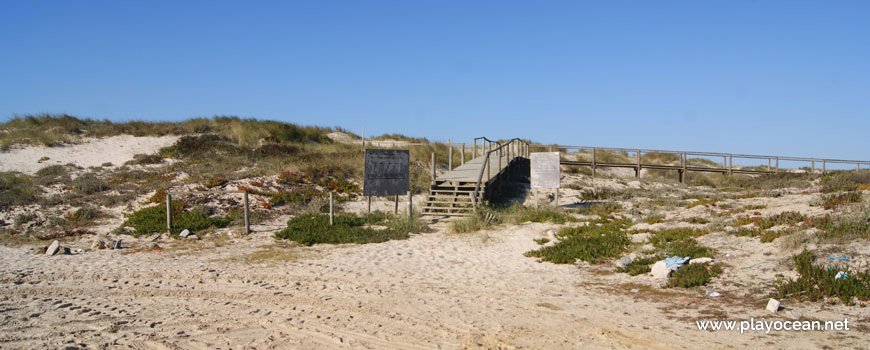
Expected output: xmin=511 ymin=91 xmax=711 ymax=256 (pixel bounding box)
xmin=535 ymin=144 xmax=869 ymax=183
xmin=471 ymin=137 xmax=530 ymax=208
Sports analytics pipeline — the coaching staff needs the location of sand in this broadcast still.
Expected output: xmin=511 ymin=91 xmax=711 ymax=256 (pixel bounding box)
xmin=0 ymin=135 xmax=179 ymax=174
xmin=1 ymin=215 xmax=867 ymax=349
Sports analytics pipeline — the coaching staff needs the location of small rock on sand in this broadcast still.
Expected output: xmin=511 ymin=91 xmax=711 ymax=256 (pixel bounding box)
xmin=45 ymin=241 xmax=60 ymax=256
xmin=689 ymin=257 xmax=713 ymax=264
xmin=630 ymin=233 xmax=650 ymax=243
xmin=615 ymin=256 xmax=634 ymax=269
xmin=179 ymin=229 xmax=191 ymax=238
xmin=650 ymin=261 xmax=672 ymax=278
xmin=766 ymin=298 xmax=781 ymax=313
xmin=186 ymin=235 xmax=199 ymax=240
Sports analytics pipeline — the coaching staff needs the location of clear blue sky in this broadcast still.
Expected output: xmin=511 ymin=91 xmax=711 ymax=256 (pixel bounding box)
xmin=1 ymin=1 xmax=868 ymax=163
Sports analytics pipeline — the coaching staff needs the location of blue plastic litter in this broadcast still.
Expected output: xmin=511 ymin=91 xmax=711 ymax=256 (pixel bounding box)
xmin=835 ymin=271 xmax=849 ymax=280
xmin=829 ymin=256 xmax=849 ymax=261
xmin=663 ymin=256 xmax=690 ymax=269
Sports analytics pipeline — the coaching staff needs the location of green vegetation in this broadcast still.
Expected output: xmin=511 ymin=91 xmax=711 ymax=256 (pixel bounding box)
xmin=121 ymin=203 xmax=236 ymax=236
xmin=572 ymin=202 xmax=623 ymax=216
xmin=72 ymin=173 xmax=109 ymax=194
xmin=773 ymin=250 xmax=870 ymax=304
xmin=0 ymin=172 xmax=42 ymax=210
xmin=646 ymin=228 xmax=714 ymax=258
xmin=0 ymin=114 xmax=333 ymax=150
xmin=617 ymin=256 xmax=661 ymax=276
xmin=667 ymin=263 xmax=723 ymax=288
xmin=525 ymin=219 xmax=630 ymax=264
xmin=274 ymin=212 xmax=423 ymax=246
xmin=819 ymin=170 xmax=870 ymax=193
xmin=125 ymin=153 xmax=164 ymax=165
xmin=820 ymin=191 xmax=862 ymax=209
xmin=643 ymin=214 xmax=665 ymax=224
xmin=449 ymin=205 xmax=578 ymax=233
xmin=684 ymin=217 xmax=710 ymax=224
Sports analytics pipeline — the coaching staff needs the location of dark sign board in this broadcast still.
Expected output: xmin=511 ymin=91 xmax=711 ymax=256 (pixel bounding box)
xmin=364 ymin=149 xmax=410 ymax=196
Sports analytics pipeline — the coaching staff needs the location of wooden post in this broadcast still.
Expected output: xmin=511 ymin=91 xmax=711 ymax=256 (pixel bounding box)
xmin=728 ymin=155 xmax=733 ymax=175
xmin=329 ymin=192 xmax=334 ymax=226
xmin=394 ymin=195 xmax=399 ymax=214
xmin=243 ymin=191 xmax=250 ymax=234
xmin=431 ymin=152 xmax=436 ymax=180
xmin=487 ymin=154 xmax=491 ymax=180
xmin=165 ymin=194 xmax=172 ymax=235
xmin=592 ymin=147 xmax=597 ymax=178
xmin=362 ymin=127 xmax=365 ymax=147
xmin=776 ymin=157 xmax=779 ymax=172
xmin=823 ymin=160 xmax=826 ymax=174
xmin=461 ymin=143 xmax=466 ymax=165
xmin=407 ymin=191 xmax=413 ymax=218
xmin=682 ymin=152 xmax=688 ymax=184
xmin=473 ymin=140 xmax=477 ymax=158
xmin=769 ymin=158 xmax=772 ymax=172
xmin=555 ymin=189 xmax=560 ymax=208
xmin=367 ymin=196 xmax=372 ymax=214
xmin=636 ymin=150 xmax=641 ymax=178
xmin=448 ymin=139 xmax=453 ymax=170
xmin=549 ymin=145 xmax=553 ymax=152
xmin=812 ymin=160 xmax=815 ymax=173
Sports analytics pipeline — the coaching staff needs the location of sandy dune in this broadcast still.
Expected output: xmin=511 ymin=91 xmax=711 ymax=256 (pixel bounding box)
xmin=0 ymin=135 xmax=179 ymax=174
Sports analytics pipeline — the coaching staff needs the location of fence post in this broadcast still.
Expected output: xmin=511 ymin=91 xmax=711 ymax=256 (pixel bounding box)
xmin=461 ymin=143 xmax=466 ymax=165
xmin=473 ymin=140 xmax=477 ymax=158
xmin=328 ymin=192 xmax=334 ymax=226
xmin=431 ymin=152 xmax=436 ymax=180
xmin=682 ymin=152 xmax=687 ymax=184
xmin=592 ymin=148 xmax=597 ymax=178
xmin=165 ymin=194 xmax=172 ymax=235
xmin=636 ymin=150 xmax=641 ymax=178
xmin=728 ymin=155 xmax=733 ymax=175
xmin=243 ymin=191 xmax=250 ymax=234
xmin=776 ymin=157 xmax=779 ymax=172
xmin=367 ymin=196 xmax=372 ymax=214
xmin=448 ymin=139 xmax=453 ymax=170
xmin=407 ymin=190 xmax=413 ymax=219
xmin=812 ymin=160 xmax=815 ymax=173
xmin=394 ymin=195 xmax=399 ymax=214
xmin=823 ymin=160 xmax=826 ymax=173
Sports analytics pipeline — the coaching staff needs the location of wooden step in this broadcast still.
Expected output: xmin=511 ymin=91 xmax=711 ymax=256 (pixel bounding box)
xmin=423 ymin=206 xmax=474 ymax=211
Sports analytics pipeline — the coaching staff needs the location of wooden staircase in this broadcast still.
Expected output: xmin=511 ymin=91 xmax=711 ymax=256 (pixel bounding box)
xmin=421 ymin=180 xmax=485 ymax=217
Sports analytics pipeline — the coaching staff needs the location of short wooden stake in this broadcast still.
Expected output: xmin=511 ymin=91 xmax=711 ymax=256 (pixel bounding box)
xmin=329 ymin=192 xmax=334 ymax=226
xmin=243 ymin=192 xmax=250 ymax=234
xmin=367 ymin=196 xmax=372 ymax=214
xmin=165 ymin=194 xmax=172 ymax=235
xmin=448 ymin=139 xmax=453 ymax=170
xmin=407 ymin=191 xmax=413 ymax=219
xmin=394 ymin=195 xmax=399 ymax=214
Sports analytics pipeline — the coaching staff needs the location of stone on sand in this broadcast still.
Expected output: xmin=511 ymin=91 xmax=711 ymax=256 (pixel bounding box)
xmin=650 ymin=261 xmax=672 ymax=279
xmin=45 ymin=240 xmax=60 ymax=256
xmin=689 ymin=257 xmax=713 ymax=264
xmin=766 ymin=298 xmax=780 ymax=313
xmin=179 ymin=229 xmax=191 ymax=238
xmin=615 ymin=256 xmax=634 ymax=269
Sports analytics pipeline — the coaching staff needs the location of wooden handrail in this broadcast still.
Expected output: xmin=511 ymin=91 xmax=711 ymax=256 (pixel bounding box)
xmin=471 ymin=138 xmax=530 ymax=209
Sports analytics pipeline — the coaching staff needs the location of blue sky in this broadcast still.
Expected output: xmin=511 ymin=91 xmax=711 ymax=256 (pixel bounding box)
xmin=1 ymin=1 xmax=868 ymax=163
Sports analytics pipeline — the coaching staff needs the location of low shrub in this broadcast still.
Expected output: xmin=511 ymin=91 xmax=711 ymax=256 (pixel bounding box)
xmin=126 ymin=153 xmax=164 ymax=165
xmin=525 ymin=219 xmax=630 ymax=264
xmin=0 ymin=172 xmax=41 ymax=210
xmin=820 ymin=192 xmax=862 ymax=210
xmin=274 ymin=212 xmax=421 ymax=246
xmin=647 ymin=228 xmax=714 ymax=258
xmin=72 ymin=173 xmax=109 ymax=194
xmin=667 ymin=263 xmax=722 ymax=288
xmin=773 ymin=250 xmax=870 ymax=304
xmin=617 ymin=256 xmax=661 ymax=276
xmin=120 ymin=203 xmax=235 ymax=236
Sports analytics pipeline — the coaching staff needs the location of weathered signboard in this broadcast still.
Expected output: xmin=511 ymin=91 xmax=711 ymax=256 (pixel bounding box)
xmin=531 ymin=152 xmax=560 ymax=189
xmin=364 ymin=149 xmax=410 ymax=196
